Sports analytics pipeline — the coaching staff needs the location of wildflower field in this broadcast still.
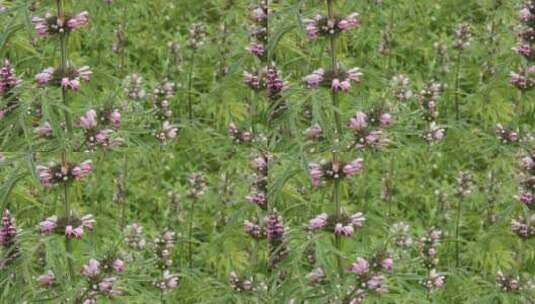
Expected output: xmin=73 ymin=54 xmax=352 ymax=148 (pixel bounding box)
xmin=1 ymin=0 xmax=535 ymax=303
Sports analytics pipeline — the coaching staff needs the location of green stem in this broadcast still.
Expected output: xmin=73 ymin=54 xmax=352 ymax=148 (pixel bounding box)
xmin=453 ymin=51 xmax=462 ymax=121
xmin=188 ymin=198 xmax=195 ymax=269
xmin=187 ymin=52 xmax=196 ymax=122
xmin=327 ymin=0 xmax=343 ymax=276
xmin=58 ymin=0 xmax=74 ymax=280
xmin=455 ymin=197 xmax=462 ymax=267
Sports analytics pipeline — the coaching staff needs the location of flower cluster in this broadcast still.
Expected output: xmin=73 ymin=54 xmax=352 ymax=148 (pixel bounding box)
xmin=228 ymin=123 xmax=254 ymax=144
xmin=244 ymin=66 xmax=288 ymax=97
xmin=229 ymin=271 xmax=256 ymax=292
xmin=391 ymin=74 xmax=413 ymax=102
xmin=418 ymin=228 xmax=445 ymax=291
xmin=153 ymin=230 xmax=176 ymax=269
xmin=124 ymin=74 xmax=146 ymax=101
xmin=494 ymin=271 xmax=534 ymax=293
xmin=155 ymin=121 xmax=178 ymax=143
xmin=517 ymin=151 xmax=535 ymax=207
xmin=344 ymin=254 xmax=394 ymax=302
xmin=307 ymin=212 xmax=365 ymax=238
xmin=303 ymin=67 xmax=362 ymax=93
xmin=266 ymin=211 xmax=288 ymax=268
xmin=452 ymin=23 xmax=472 ymax=50
xmin=36 ymin=160 xmax=93 ymax=188
xmin=187 ymin=173 xmax=207 ymax=199
xmin=187 ymin=23 xmax=207 ymax=50
xmin=37 ymin=271 xmax=56 ymax=288
xmin=77 ymin=109 xmax=122 ymax=150
xmin=79 ymin=257 xmax=124 ymax=303
xmin=32 ymin=11 xmax=89 ymax=37
xmin=303 ymin=13 xmax=360 ymax=40
xmin=390 ymin=222 xmax=413 ymax=248
xmin=124 ymin=223 xmax=146 ymax=250
xmin=511 ymin=2 xmax=535 ymax=90
xmin=151 ymin=80 xmax=176 ymax=120
xmin=244 ymin=218 xmax=266 ymax=240
xmin=346 ymin=108 xmax=393 ymax=150
xmin=495 ymin=124 xmax=520 ymax=144
xmin=416 ymin=81 xmax=445 ymax=144
xmin=39 ymin=214 xmax=95 ymax=240
xmin=246 ymin=5 xmax=268 ymax=59
xmin=246 ymin=154 xmax=270 ymax=209
xmin=455 ymin=171 xmax=473 ymax=198
xmin=0 ymin=59 xmax=21 ymax=98
xmin=308 ymin=158 xmax=364 ymax=187
xmin=35 ymin=66 xmax=92 ymax=92
xmin=0 ymin=210 xmax=17 ymax=248
xmin=511 ymin=214 xmax=535 ymax=238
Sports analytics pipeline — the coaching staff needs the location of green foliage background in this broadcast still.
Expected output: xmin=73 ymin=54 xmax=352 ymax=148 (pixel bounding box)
xmin=0 ymin=0 xmax=534 ymax=303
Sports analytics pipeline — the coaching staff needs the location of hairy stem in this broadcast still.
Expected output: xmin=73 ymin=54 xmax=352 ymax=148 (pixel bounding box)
xmin=188 ymin=198 xmax=195 ymax=269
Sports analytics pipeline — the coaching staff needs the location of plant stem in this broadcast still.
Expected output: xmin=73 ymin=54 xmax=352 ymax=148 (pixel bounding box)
xmin=455 ymin=197 xmax=462 ymax=267
xmin=120 ymin=153 xmax=128 ymax=229
xmin=453 ymin=51 xmax=462 ymax=121
xmin=188 ymin=198 xmax=195 ymax=269
xmin=327 ymin=0 xmax=343 ymax=276
xmin=57 ymin=0 xmax=74 ymax=280
xmin=187 ymin=52 xmax=196 ymax=122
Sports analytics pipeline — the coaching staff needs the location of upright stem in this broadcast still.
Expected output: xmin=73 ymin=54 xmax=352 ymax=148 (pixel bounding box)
xmin=327 ymin=0 xmax=343 ymax=275
xmin=187 ymin=52 xmax=196 ymax=121
xmin=453 ymin=51 xmax=462 ymax=121
xmin=455 ymin=197 xmax=462 ymax=267
xmin=58 ymin=0 xmax=74 ymax=280
xmin=188 ymin=198 xmax=195 ymax=269
xmin=120 ymin=153 xmax=128 ymax=229
xmin=62 ymin=152 xmax=74 ymax=279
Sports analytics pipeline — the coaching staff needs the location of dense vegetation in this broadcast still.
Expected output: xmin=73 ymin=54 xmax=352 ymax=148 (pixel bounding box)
xmin=0 ymin=0 xmax=534 ymax=303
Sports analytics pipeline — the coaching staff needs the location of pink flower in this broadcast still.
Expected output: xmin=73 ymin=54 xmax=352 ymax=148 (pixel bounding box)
xmin=343 ymin=159 xmax=364 ymax=177
xmin=331 ymin=78 xmax=342 ymax=92
xmin=67 ymin=11 xmax=89 ymax=31
xmin=39 ymin=216 xmax=57 ymax=235
xmin=247 ymin=43 xmax=265 ymax=57
xmin=163 ymin=121 xmax=177 ymax=139
xmin=37 ymin=271 xmax=55 ymax=288
xmin=61 ymin=78 xmax=80 ymax=91
xmin=36 ymin=165 xmax=53 ymax=188
xmin=81 ymin=214 xmax=95 ymax=231
xmin=95 ymin=129 xmax=114 ymax=145
xmin=305 ymin=124 xmax=322 ymax=140
xmin=81 ymin=259 xmax=100 ymax=278
xmin=307 ymin=213 xmax=328 ymax=232
xmin=519 ymin=8 xmax=533 ymax=22
xmin=380 ymin=113 xmax=393 ymax=128
xmin=335 ymin=223 xmax=354 ymax=237
xmin=346 ymin=67 xmax=363 ymax=83
xmin=382 ymin=258 xmax=394 ymax=271
xmin=79 ymin=109 xmax=98 ymax=129
xmin=347 ymin=111 xmax=367 ymax=130
xmin=35 ymin=68 xmax=54 ymax=86
xmin=367 ymin=275 xmax=388 ymax=294
xmin=348 ymin=257 xmax=369 ymax=275
xmin=350 ymin=212 xmax=365 ymax=228
xmin=35 ymin=122 xmax=53 ymax=138
xmin=31 ymin=16 xmax=48 ymax=37
xmin=308 ymin=163 xmax=323 ymax=187
xmin=65 ymin=225 xmax=84 ymax=239
xmin=303 ymin=69 xmax=324 ymax=88
xmin=521 ymin=156 xmax=534 ymax=171
xmin=77 ymin=66 xmax=92 ymax=81
xmin=98 ymin=277 xmax=121 ymax=296
xmin=113 ymin=259 xmax=125 ymax=273
xmin=338 ymin=13 xmax=361 ymax=32
xmin=71 ymin=160 xmax=93 ymax=180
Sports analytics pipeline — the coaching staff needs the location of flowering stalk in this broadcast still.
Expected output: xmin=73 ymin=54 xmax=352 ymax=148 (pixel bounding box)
xmin=57 ymin=0 xmax=75 ymax=279
xmin=327 ymin=0 xmax=343 ymax=276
